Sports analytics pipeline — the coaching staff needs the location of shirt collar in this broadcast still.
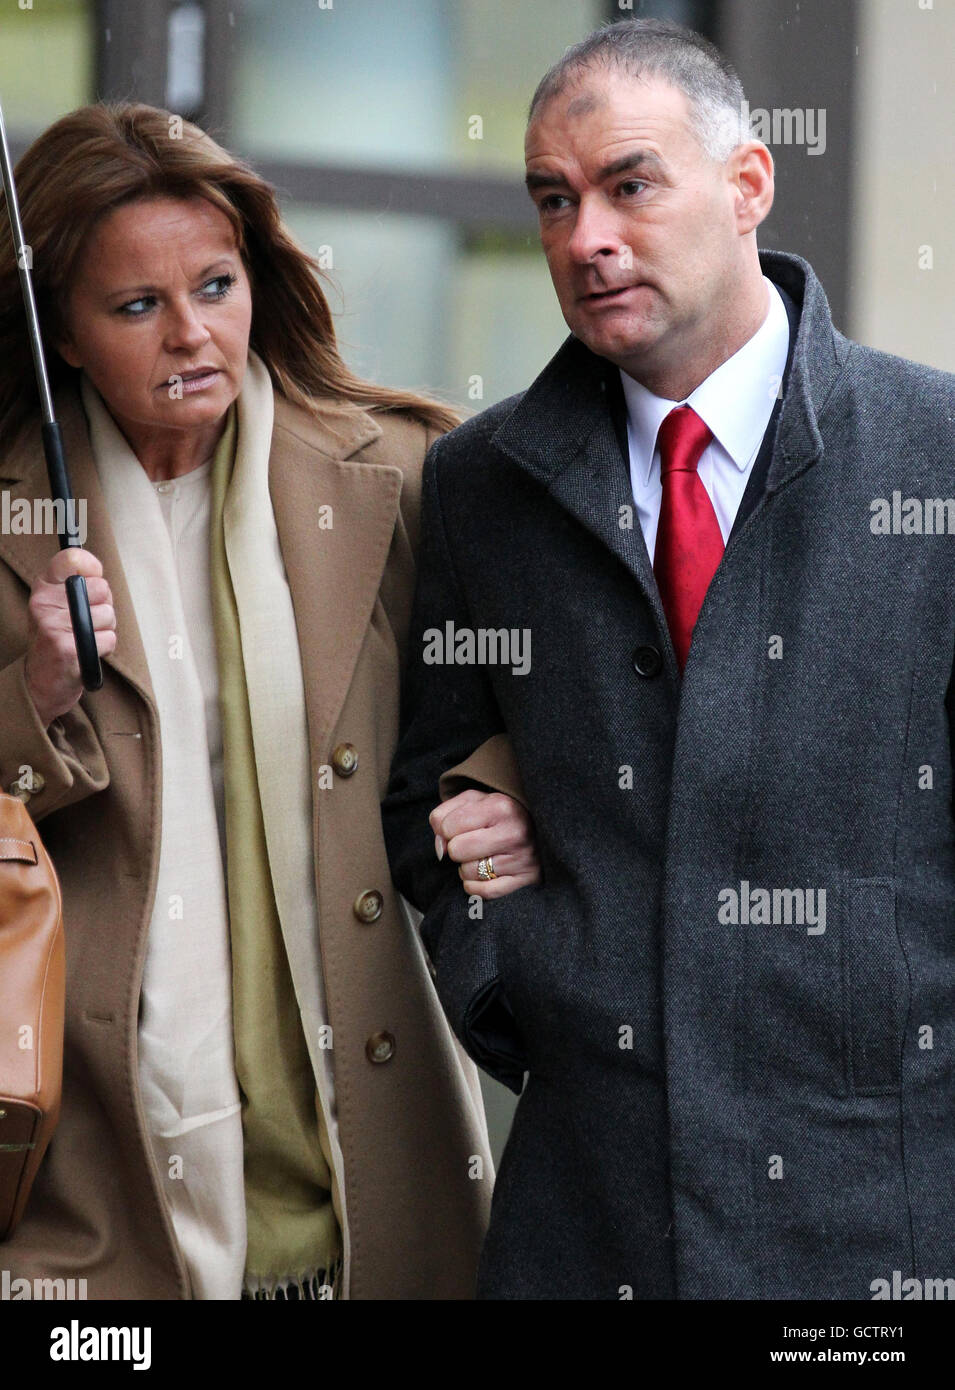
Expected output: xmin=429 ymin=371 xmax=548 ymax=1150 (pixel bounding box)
xmin=619 ymin=277 xmax=791 ymax=489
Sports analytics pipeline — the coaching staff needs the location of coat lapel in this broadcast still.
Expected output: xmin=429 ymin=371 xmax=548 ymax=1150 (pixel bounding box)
xmin=757 ymin=249 xmax=846 ymax=498
xmin=490 ymin=335 xmax=676 ymax=663
xmin=267 ymin=394 xmax=401 ymax=763
xmin=486 ymin=253 xmax=849 ymax=677
xmin=0 ymin=386 xmax=156 ymax=709
xmin=0 ymin=381 xmax=401 ymax=761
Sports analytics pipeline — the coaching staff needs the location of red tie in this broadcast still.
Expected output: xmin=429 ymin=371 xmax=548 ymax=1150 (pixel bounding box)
xmin=652 ymin=405 xmax=724 ymax=672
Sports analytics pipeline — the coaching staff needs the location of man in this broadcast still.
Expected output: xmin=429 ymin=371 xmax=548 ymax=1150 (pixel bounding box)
xmin=383 ymin=18 xmax=955 ymax=1300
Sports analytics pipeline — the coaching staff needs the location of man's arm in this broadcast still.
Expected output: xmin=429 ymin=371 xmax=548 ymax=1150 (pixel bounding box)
xmin=383 ymin=434 xmax=530 ymax=1094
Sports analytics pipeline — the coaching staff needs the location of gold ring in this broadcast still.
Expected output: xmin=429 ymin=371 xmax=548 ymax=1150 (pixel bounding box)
xmin=477 ymin=857 xmax=497 ymax=881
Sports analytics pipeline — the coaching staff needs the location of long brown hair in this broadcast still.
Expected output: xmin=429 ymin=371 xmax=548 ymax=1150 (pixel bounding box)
xmin=0 ymin=101 xmax=461 ymax=448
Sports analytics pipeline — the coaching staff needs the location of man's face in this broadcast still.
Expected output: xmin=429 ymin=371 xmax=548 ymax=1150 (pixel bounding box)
xmin=525 ymin=70 xmax=745 ymax=380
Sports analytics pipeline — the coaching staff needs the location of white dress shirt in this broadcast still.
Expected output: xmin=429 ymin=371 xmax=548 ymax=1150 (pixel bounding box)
xmin=619 ymin=277 xmax=791 ymax=563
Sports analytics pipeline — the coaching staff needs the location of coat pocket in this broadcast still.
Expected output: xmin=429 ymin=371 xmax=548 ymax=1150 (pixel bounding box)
xmin=844 ymin=876 xmax=908 ymax=1095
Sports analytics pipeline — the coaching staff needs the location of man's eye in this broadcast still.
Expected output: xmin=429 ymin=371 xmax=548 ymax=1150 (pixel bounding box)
xmin=539 ymin=194 xmax=570 ymax=214
xmin=619 ymin=180 xmax=648 ymax=197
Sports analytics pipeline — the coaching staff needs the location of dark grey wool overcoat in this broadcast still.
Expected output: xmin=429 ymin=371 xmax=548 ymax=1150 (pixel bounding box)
xmin=382 ymin=250 xmax=955 ymax=1300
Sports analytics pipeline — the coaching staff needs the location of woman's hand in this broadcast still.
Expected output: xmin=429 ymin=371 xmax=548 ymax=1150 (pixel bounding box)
xmin=24 ymin=549 xmax=117 ymax=727
xmin=428 ymin=788 xmax=541 ymax=898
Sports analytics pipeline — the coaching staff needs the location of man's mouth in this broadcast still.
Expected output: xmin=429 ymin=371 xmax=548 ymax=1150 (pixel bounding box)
xmin=581 ymin=284 xmax=639 ymax=303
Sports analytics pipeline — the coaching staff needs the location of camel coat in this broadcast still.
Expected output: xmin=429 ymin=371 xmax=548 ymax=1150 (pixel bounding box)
xmin=0 ymin=379 xmax=521 ymax=1299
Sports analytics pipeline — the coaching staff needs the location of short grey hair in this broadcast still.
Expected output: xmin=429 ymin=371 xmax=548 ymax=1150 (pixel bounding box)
xmin=528 ymin=17 xmax=750 ymax=164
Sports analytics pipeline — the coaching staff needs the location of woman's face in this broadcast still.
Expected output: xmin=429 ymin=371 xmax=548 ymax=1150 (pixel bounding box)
xmin=57 ymin=194 xmax=253 ymax=438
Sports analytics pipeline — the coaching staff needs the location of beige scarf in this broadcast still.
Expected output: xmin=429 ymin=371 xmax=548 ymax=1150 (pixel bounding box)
xmin=208 ymin=376 xmax=342 ymax=1296
xmin=82 ymin=351 xmax=342 ymax=1297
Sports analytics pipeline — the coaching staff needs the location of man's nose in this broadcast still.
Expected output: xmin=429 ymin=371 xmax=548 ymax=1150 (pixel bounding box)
xmin=566 ymin=193 xmax=625 ymax=265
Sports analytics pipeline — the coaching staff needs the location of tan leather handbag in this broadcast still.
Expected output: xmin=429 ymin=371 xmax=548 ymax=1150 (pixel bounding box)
xmin=0 ymin=789 xmax=64 ymax=1240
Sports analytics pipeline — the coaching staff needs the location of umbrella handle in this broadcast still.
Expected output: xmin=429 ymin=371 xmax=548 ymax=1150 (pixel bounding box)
xmin=41 ymin=422 xmax=103 ymax=692
xmin=64 ymin=569 xmax=102 ymax=689
xmin=65 ymin=573 xmax=103 ymax=692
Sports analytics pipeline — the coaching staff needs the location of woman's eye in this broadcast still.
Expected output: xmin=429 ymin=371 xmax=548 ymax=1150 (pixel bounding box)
xmin=118 ymin=295 xmax=155 ymax=317
xmin=116 ymin=274 xmax=237 ymax=316
xmin=201 ymin=273 xmax=237 ymax=299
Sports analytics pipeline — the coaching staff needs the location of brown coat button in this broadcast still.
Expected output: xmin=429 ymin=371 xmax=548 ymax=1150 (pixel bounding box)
xmin=366 ymin=1031 xmax=395 ymax=1064
xmin=353 ymin=889 xmax=383 ymax=923
xmin=331 ymin=742 xmax=359 ymax=777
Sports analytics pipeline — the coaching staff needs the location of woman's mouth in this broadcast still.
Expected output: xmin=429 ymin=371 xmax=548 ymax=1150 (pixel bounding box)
xmin=162 ymin=368 xmax=221 ymax=394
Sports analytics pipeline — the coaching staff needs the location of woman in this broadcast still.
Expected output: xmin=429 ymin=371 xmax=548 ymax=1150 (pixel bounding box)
xmin=0 ymin=103 xmax=537 ymax=1300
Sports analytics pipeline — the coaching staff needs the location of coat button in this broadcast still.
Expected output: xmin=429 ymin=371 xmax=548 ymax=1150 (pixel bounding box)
xmin=353 ymin=889 xmax=383 ymax=923
xmin=632 ymin=644 xmax=662 ymax=678
xmin=9 ymin=768 xmax=45 ymax=800
xmin=366 ymin=1031 xmax=395 ymax=1064
xmin=331 ymin=742 xmax=358 ymax=777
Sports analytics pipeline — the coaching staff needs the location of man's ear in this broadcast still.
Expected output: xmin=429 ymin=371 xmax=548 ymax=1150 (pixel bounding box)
xmin=730 ymin=140 xmax=774 ymax=236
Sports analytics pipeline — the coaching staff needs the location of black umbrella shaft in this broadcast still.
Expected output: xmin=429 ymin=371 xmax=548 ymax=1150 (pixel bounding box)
xmin=0 ymin=101 xmax=54 ymax=423
xmin=0 ymin=95 xmax=103 ymax=692
xmin=42 ymin=421 xmax=81 ymax=549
